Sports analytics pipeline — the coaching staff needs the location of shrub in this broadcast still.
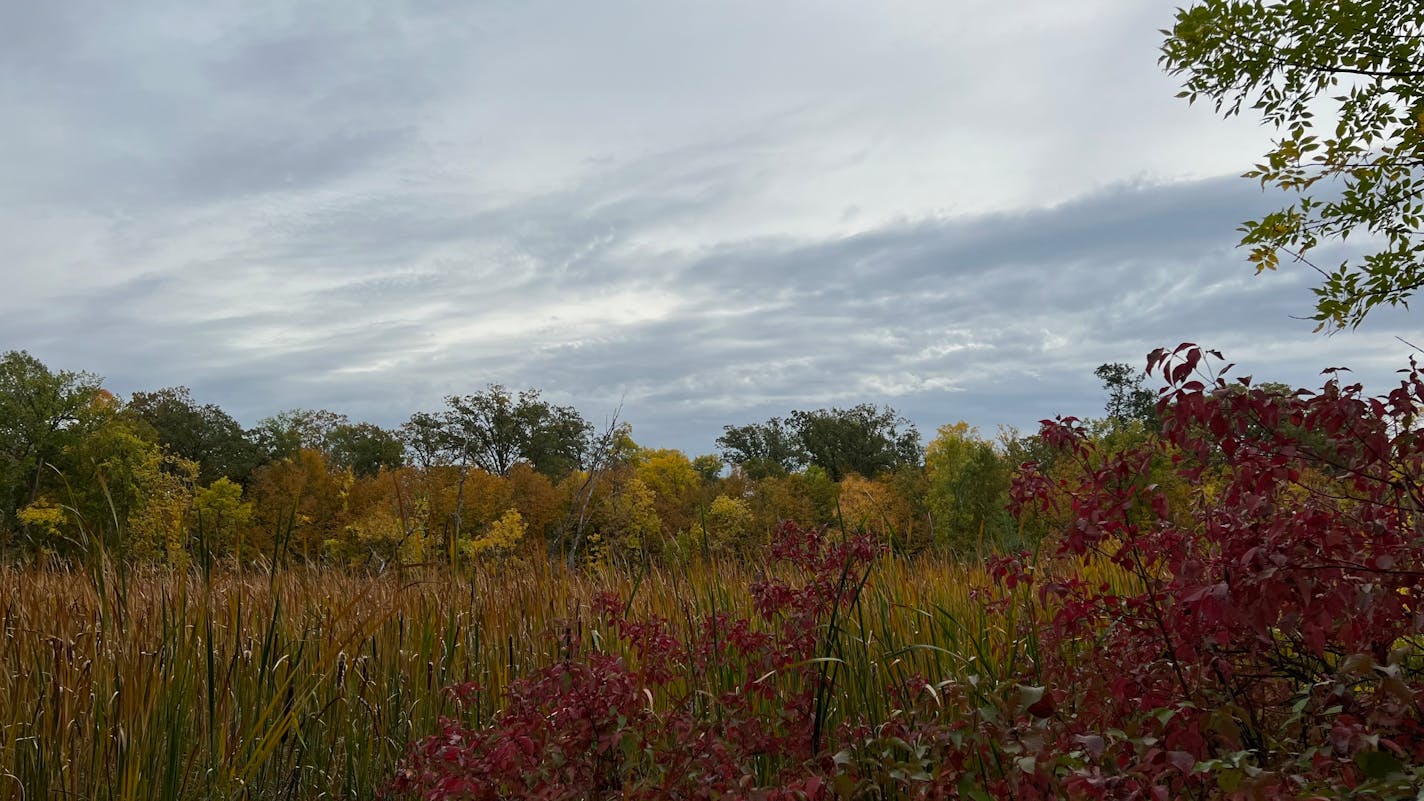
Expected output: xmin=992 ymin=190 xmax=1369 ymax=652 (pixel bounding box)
xmin=991 ymin=345 xmax=1424 ymax=798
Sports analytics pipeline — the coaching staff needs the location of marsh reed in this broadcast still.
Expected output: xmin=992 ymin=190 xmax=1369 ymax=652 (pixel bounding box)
xmin=0 ymin=547 xmax=1114 ymax=800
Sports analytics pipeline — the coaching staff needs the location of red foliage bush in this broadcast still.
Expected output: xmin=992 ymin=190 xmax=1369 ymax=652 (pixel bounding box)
xmin=994 ymin=345 xmax=1424 ymax=798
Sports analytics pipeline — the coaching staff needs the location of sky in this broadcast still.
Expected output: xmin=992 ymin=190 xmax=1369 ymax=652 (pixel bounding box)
xmin=2 ymin=0 xmax=1417 ymax=456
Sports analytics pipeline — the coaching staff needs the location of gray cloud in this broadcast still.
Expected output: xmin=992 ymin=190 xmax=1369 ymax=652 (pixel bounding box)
xmin=2 ymin=0 xmax=1416 ymax=457
xmin=5 ymin=155 xmax=1413 ymax=456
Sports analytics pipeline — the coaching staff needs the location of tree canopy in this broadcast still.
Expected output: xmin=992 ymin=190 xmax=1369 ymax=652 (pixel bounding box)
xmin=0 ymin=351 xmax=106 ymax=541
xmin=718 ymin=405 xmax=920 ymax=482
xmin=127 ymin=386 xmax=261 ymax=484
xmin=1161 ymin=0 xmax=1424 ymax=330
xmin=0 ymin=350 xmax=1029 ymax=566
xmin=790 ymin=404 xmax=921 ymax=481
xmin=426 ymin=386 xmax=593 ymax=478
xmin=716 ymin=417 xmax=805 ymax=479
xmin=1094 ymin=362 xmax=1158 ymax=426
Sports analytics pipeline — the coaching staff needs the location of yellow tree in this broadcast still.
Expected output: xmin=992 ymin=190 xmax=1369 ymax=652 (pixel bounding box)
xmin=194 ymin=477 xmax=254 ymax=563
xmin=924 ymin=422 xmax=1012 ymax=554
xmin=448 ymin=469 xmax=513 ymax=537
xmin=126 ymin=453 xmax=199 ymax=568
xmin=336 ymin=467 xmax=430 ymax=567
xmin=464 ymin=507 xmax=527 ymax=562
xmin=836 ymin=472 xmax=926 ymax=552
xmin=417 ymin=466 xmax=514 ymax=565
xmin=588 ymin=476 xmax=660 ymax=565
xmin=635 ymin=448 xmax=703 ymax=539
xmin=703 ymin=494 xmax=755 ymax=557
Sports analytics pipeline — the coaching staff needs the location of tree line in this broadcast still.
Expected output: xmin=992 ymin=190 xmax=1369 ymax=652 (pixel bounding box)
xmin=0 ymin=349 xmax=1157 ymax=568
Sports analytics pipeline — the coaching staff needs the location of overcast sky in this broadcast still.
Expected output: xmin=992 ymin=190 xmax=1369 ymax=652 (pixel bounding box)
xmin=2 ymin=0 xmax=1416 ymax=455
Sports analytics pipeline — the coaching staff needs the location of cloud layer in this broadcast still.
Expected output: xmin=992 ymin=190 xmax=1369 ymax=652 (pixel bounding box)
xmin=2 ymin=1 xmax=1415 ymax=454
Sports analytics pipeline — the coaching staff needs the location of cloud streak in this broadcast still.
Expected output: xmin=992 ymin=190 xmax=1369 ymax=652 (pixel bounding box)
xmin=1 ymin=0 xmax=1415 ymax=455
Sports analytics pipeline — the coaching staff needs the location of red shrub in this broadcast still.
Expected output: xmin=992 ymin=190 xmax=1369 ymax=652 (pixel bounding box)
xmin=996 ymin=345 xmax=1424 ymax=798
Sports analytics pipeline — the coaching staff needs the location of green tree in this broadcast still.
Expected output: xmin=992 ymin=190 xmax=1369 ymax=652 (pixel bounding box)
xmin=326 ymin=422 xmax=405 ymax=478
xmin=716 ymin=417 xmax=805 ymax=479
xmin=923 ymin=422 xmax=1012 ymax=553
xmin=39 ymin=408 xmax=197 ymax=562
xmin=1095 ymin=363 xmax=1158 ymax=426
xmin=126 ymin=386 xmax=260 ymax=484
xmin=399 ymin=411 xmax=451 ymax=469
xmin=0 ymin=351 xmax=105 ymax=551
xmin=521 ymin=397 xmax=595 ymax=478
xmin=691 ymin=454 xmax=725 ymax=483
xmin=250 ymin=408 xmax=349 ymax=462
xmin=790 ymin=404 xmax=921 ymax=481
xmin=249 ymin=410 xmax=402 ymax=478
xmin=443 ymin=386 xmax=592 ymax=478
xmin=1162 ymin=0 xmax=1424 ymax=329
xmin=719 ymin=406 xmax=921 ymax=481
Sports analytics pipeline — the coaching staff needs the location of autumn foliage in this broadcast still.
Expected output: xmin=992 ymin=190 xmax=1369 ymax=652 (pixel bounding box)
xmin=385 ymin=345 xmax=1424 ymax=798
xmin=382 ymin=521 xmax=882 ymax=800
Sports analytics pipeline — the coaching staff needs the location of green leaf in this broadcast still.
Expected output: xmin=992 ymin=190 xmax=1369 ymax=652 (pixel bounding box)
xmin=1356 ymin=749 xmax=1404 ymax=780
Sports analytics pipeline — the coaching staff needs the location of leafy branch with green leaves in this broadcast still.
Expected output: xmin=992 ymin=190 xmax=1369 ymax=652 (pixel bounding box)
xmin=1162 ymin=0 xmax=1424 ymax=330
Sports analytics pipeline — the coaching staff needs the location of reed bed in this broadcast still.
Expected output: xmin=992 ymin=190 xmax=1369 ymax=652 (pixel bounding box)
xmin=0 ymin=550 xmax=1120 ymax=800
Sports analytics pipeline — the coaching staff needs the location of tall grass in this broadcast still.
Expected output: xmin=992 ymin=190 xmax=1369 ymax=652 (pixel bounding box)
xmin=0 ymin=548 xmax=1123 ymax=800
